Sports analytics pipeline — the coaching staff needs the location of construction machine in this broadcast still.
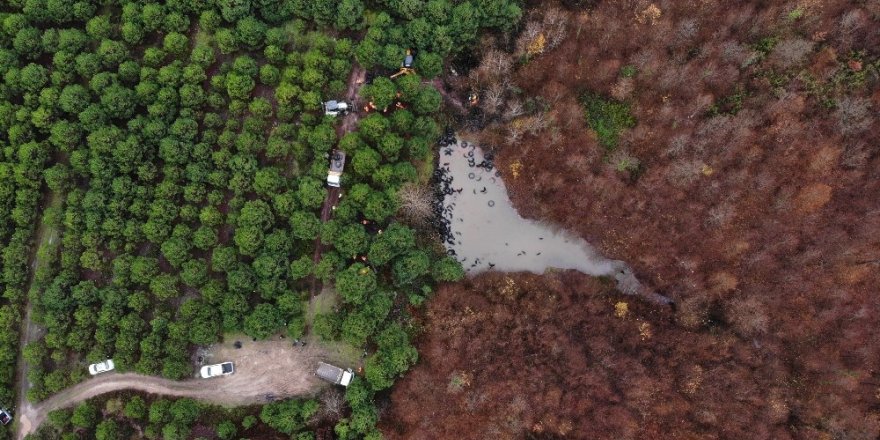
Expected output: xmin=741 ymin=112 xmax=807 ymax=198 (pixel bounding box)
xmin=390 ymin=49 xmax=415 ymax=79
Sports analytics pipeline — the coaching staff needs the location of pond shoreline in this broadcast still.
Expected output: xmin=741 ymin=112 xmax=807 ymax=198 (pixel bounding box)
xmin=432 ymin=133 xmax=673 ymax=306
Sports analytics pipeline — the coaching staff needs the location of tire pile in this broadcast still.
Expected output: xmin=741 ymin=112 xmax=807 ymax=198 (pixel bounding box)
xmin=433 ymin=128 xmax=458 ymax=253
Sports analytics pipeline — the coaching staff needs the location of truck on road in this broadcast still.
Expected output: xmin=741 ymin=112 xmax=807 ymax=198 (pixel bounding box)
xmin=316 ymin=362 xmax=353 ymax=386
xmin=327 ymin=150 xmax=346 ymax=188
xmin=323 ymin=100 xmax=349 ymax=117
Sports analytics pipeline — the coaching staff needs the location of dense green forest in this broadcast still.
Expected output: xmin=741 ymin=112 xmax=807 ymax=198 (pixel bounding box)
xmin=0 ymin=0 xmax=523 ymax=438
xmin=28 ymin=392 xmax=319 ymax=439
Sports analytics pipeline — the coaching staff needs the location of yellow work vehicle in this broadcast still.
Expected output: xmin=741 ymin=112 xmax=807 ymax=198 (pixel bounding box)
xmin=390 ymin=49 xmax=415 ymax=78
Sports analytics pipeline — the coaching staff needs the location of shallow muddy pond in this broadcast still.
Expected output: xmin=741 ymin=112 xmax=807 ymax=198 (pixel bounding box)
xmin=438 ymin=139 xmax=621 ymax=276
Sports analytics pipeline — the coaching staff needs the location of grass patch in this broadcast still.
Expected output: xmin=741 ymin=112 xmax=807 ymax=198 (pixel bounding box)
xmin=707 ymin=86 xmax=747 ymax=116
xmin=581 ymin=93 xmax=636 ymax=150
xmin=620 ymin=65 xmax=637 ymax=78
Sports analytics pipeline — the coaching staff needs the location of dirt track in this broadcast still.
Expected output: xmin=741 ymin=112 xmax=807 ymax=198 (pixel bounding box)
xmin=311 ymin=64 xmax=366 ymax=299
xmin=13 ymin=194 xmax=59 ymax=439
xmin=16 ymin=338 xmax=358 ymax=439
xmin=339 ymin=65 xmax=366 ymax=136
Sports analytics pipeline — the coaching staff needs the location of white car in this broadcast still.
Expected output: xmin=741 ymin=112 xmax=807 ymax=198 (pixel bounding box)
xmin=200 ymin=362 xmax=234 ymax=378
xmin=88 ymin=359 xmax=115 ymax=375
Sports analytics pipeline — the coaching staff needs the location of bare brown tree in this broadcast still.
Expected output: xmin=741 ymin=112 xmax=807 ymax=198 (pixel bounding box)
xmin=397 ymin=183 xmax=434 ymax=226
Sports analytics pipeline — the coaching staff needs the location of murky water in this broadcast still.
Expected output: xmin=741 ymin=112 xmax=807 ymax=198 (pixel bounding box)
xmin=439 ymin=140 xmax=622 ymax=276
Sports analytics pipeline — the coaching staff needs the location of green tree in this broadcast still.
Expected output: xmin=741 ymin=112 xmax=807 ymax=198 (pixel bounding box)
xmin=180 ymin=259 xmax=208 ymax=287
xmin=357 ymin=113 xmax=388 ymax=144
xmin=259 ymin=64 xmax=280 ymax=86
xmin=59 ymin=84 xmax=91 ymax=114
xmin=334 ymin=224 xmax=369 ymax=258
xmin=363 ymin=190 xmax=395 ymax=222
xmin=170 ymin=398 xmax=202 ymax=425
xmin=355 ymin=39 xmax=381 ymax=69
xmin=336 ymin=0 xmax=364 ymax=29
xmin=260 ymin=399 xmax=318 ymax=435
xmin=216 ymin=28 xmax=238 ymax=54
xmin=253 ymin=167 xmax=284 ymax=196
xmin=234 ymin=226 xmax=264 ymax=256
xmin=199 ymin=10 xmax=222 ymax=32
xmin=191 ymin=43 xmax=216 ymax=67
xmin=236 ymin=17 xmax=267 ymax=48
xmin=13 ymin=26 xmax=42 ymax=59
xmin=164 ymin=32 xmax=189 ymax=56
xmin=142 ymin=3 xmax=165 ymax=31
xmin=414 ymin=51 xmax=443 ymax=78
xmin=124 ymin=396 xmax=148 ymax=420
xmin=217 ymin=420 xmax=237 ymax=440
xmin=43 ymin=164 xmax=72 ymax=192
xmin=19 ymin=63 xmax=48 ymax=93
xmin=364 ymin=323 xmax=418 ymax=390
xmin=377 ymin=133 xmax=404 ymax=160
xmin=336 ymin=263 xmax=376 ymax=305
xmin=211 ymin=246 xmax=239 ymax=272
xmin=296 ymin=177 xmax=325 ymax=210
xmin=101 ymin=85 xmax=137 ymax=119
xmin=244 ymin=303 xmax=283 ymax=339
xmin=161 ymin=237 xmax=191 ymax=268
xmin=193 ymin=226 xmax=218 ymax=250
xmin=411 ymin=86 xmax=442 ymax=115
xmin=130 ymin=257 xmax=159 ymax=284
xmin=238 ymin=199 xmax=274 ymax=230
xmin=95 ymin=419 xmax=121 ymax=440
xmin=432 ymin=255 xmax=465 ymax=282
xmin=289 ymin=255 xmax=313 ymax=280
xmin=150 ymin=274 xmax=180 ymax=301
xmin=86 ymin=15 xmax=113 ymax=40
xmin=71 ymin=402 xmax=98 ymax=429
xmin=121 ymin=22 xmax=145 ymax=45
xmin=352 ymin=147 xmax=381 ymax=177
xmin=98 ymin=40 xmax=129 ymax=68
xmin=361 ymin=77 xmax=396 ymax=111
xmin=218 ymin=0 xmax=253 ymax=22
xmin=226 ymin=72 xmax=256 ymax=99
xmin=148 ymin=399 xmax=172 ymax=424
xmin=393 ymin=250 xmax=430 ymax=285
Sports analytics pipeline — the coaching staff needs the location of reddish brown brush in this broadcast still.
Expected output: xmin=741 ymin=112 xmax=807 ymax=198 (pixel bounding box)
xmin=388 ymin=0 xmax=880 ymax=438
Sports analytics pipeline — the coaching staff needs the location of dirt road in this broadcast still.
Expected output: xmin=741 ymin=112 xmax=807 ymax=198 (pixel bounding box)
xmin=430 ymin=78 xmax=467 ymax=115
xmin=310 ymin=185 xmax=341 ymax=299
xmin=13 ymin=193 xmax=60 ymax=438
xmin=339 ymin=65 xmax=366 ymax=137
xmin=310 ymin=64 xmax=366 ymax=299
xmin=16 ymin=337 xmax=358 ymax=439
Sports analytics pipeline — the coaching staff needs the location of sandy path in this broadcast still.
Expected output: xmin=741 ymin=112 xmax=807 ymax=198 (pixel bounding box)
xmin=16 ymin=338 xmax=356 ymax=439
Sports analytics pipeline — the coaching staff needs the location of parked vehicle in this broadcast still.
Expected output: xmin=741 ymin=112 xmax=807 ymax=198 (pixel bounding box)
xmin=200 ymin=362 xmax=234 ymax=378
xmin=316 ymin=362 xmax=353 ymax=386
xmin=0 ymin=408 xmax=11 ymax=425
xmin=327 ymin=150 xmax=346 ymax=187
xmin=88 ymin=359 xmax=115 ymax=375
xmin=323 ymin=100 xmax=349 ymax=117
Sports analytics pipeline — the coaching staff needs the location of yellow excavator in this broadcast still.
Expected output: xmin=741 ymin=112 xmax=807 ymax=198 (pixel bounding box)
xmin=390 ymin=49 xmax=415 ymax=78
